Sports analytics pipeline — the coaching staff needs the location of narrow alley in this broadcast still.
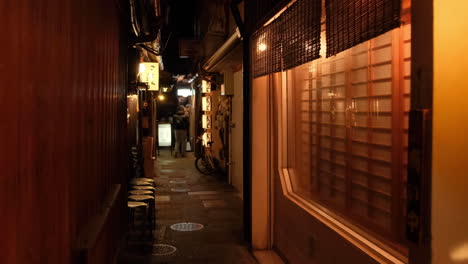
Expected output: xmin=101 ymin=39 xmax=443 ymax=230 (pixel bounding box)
xmin=2 ymin=0 xmax=468 ymax=264
xmin=119 ymin=150 xmax=256 ymax=264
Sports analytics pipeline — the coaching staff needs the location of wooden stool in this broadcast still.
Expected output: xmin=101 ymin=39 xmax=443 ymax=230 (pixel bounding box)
xmin=135 ymin=177 xmax=154 ymax=182
xmin=131 ymin=185 xmax=155 ymax=191
xmin=127 ymin=201 xmax=148 ymax=240
xmin=130 ymin=178 xmax=156 ymax=187
xmin=128 ymin=195 xmax=155 ymax=227
xmin=129 ymin=180 xmax=152 ymax=186
xmin=129 ymin=190 xmax=153 ymax=195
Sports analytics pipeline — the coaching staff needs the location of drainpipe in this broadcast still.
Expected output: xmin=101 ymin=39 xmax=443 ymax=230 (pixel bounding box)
xmin=129 ymin=0 xmax=160 ymax=44
xmin=129 ymin=0 xmax=141 ymax=37
xmin=231 ymin=0 xmax=252 ymax=245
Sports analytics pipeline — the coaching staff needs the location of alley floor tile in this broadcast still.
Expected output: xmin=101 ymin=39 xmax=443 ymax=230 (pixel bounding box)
xmin=118 ymin=150 xmax=256 ymax=264
xmin=187 ymin=191 xmax=219 ymax=195
xmin=202 ymin=199 xmax=228 ymax=208
xmin=196 ymin=195 xmax=221 ymax=200
xmin=155 ymin=196 xmax=170 ymax=202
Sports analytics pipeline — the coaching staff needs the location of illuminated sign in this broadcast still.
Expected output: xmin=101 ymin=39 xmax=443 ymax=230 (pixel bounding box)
xmin=202 ymin=132 xmax=212 ymax=147
xmin=202 ymin=96 xmax=212 ymax=111
xmin=138 ymin=62 xmax=159 ymax=91
xmin=202 ymin=115 xmax=212 ymax=129
xmin=177 ymin=88 xmax=192 ymax=97
xmin=202 ymin=80 xmax=211 ymax=93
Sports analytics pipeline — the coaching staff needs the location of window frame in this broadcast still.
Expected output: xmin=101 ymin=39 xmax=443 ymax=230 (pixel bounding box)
xmin=274 ymin=25 xmax=411 ymax=264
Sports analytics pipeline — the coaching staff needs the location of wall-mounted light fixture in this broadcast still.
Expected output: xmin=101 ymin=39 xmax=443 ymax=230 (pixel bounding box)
xmin=258 ymin=43 xmax=267 ymax=52
xmin=158 ymin=94 xmax=165 ymax=101
xmin=257 ymin=33 xmax=267 ymax=52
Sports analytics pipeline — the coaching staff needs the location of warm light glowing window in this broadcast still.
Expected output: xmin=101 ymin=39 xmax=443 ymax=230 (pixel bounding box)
xmin=280 ymin=25 xmax=411 ymax=244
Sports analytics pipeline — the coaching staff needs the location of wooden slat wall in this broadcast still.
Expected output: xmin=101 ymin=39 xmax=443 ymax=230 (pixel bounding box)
xmin=0 ymin=0 xmax=128 ymax=263
xmin=0 ymin=1 xmax=20 ymax=263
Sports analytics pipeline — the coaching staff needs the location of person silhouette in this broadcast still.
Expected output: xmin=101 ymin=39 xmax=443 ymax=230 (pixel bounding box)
xmin=172 ymin=105 xmax=189 ymax=157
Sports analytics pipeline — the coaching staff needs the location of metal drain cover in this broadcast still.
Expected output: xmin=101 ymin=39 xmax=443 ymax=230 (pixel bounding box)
xmin=170 ymin=222 xmax=204 ymax=232
xmin=169 ymin=179 xmax=187 ymax=184
xmin=171 ymin=187 xmax=190 ymax=192
xmin=152 ymin=244 xmax=177 ymax=256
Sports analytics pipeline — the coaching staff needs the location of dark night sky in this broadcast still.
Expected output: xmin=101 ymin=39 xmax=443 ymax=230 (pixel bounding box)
xmin=162 ymin=0 xmax=200 ymax=74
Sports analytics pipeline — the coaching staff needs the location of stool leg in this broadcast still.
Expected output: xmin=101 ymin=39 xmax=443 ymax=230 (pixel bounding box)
xmin=141 ymin=206 xmax=148 ymax=240
xmin=127 ymin=207 xmax=136 ymax=242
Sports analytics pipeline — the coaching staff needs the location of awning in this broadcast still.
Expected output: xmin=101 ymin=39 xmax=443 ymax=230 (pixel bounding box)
xmin=202 ymin=30 xmax=242 ymax=73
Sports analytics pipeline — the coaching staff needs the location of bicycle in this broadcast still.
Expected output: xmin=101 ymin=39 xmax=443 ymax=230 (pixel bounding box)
xmin=194 ymin=136 xmax=219 ymax=175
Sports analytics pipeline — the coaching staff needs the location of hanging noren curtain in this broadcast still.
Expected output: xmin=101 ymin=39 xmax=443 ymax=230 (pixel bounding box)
xmin=251 ymin=0 xmax=400 ymax=77
xmin=281 ymin=0 xmax=322 ymax=70
xmin=251 ymin=0 xmax=322 ymax=78
xmin=251 ymin=19 xmax=282 ymax=78
xmin=326 ymin=0 xmax=401 ymax=57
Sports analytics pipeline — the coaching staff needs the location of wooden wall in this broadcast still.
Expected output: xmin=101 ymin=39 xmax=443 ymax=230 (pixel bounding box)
xmin=0 ymin=0 xmax=128 ymax=263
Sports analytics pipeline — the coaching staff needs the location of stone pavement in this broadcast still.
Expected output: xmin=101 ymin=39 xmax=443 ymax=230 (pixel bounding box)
xmin=119 ymin=149 xmax=257 ymax=264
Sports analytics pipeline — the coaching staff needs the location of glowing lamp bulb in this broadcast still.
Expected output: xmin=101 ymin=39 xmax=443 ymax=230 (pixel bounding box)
xmin=258 ymin=43 xmax=267 ymax=52
xmin=158 ymin=95 xmax=165 ymax=101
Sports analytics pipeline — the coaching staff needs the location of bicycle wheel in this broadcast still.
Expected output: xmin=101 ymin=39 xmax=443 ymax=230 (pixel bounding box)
xmin=195 ymin=157 xmax=215 ymax=175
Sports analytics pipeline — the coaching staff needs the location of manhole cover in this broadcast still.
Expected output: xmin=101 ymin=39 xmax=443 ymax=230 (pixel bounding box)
xmin=170 ymin=222 xmax=204 ymax=232
xmin=169 ymin=179 xmax=187 ymax=184
xmin=152 ymin=244 xmax=177 ymax=256
xmin=171 ymin=187 xmax=190 ymax=192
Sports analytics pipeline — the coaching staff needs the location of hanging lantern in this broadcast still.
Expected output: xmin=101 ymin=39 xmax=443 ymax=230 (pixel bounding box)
xmin=202 ymin=132 xmax=212 ymax=147
xmin=138 ymin=62 xmax=159 ymax=91
xmin=202 ymin=114 xmax=212 ymax=129
xmin=202 ymin=96 xmax=212 ymax=111
xmin=202 ymin=80 xmax=211 ymax=93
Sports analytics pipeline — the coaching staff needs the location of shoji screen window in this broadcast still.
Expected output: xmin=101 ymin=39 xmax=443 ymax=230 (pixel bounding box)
xmin=283 ymin=25 xmax=411 ymax=243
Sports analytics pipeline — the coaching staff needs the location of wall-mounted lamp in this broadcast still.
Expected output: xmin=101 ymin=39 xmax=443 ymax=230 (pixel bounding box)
xmin=258 ymin=43 xmax=267 ymax=52
xmin=158 ymin=94 xmax=165 ymax=101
